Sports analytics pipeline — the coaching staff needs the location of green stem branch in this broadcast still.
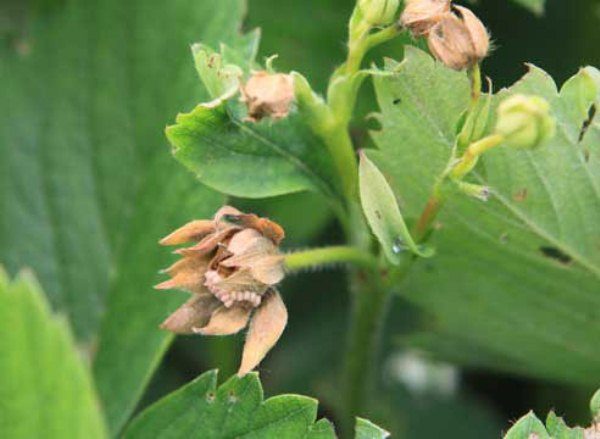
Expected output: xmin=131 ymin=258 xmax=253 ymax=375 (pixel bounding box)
xmin=284 ymin=246 xmax=379 ymax=272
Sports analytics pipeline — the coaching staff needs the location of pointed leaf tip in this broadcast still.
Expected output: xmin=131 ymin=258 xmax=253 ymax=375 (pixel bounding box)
xmin=359 ymin=151 xmax=434 ymax=262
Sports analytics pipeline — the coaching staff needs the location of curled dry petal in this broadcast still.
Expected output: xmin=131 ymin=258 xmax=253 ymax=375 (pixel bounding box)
xmin=400 ymin=0 xmax=450 ymax=36
xmin=194 ymin=305 xmax=252 ymax=336
xmin=238 ymin=289 xmax=288 ymax=376
xmin=240 ymin=71 xmax=295 ymax=122
xmin=160 ymin=294 xmax=221 ymax=334
xmin=159 ymin=220 xmax=214 ymax=245
xmin=155 ymin=255 xmax=211 ymax=294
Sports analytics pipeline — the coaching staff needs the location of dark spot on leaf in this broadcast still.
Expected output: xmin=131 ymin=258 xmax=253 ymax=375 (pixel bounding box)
xmin=375 ymin=210 xmax=382 ymax=219
xmin=578 ymin=104 xmax=596 ymax=144
xmin=540 ymin=246 xmax=572 ymax=265
xmin=206 ymin=391 xmax=216 ymax=403
xmin=228 ymin=390 xmax=238 ymax=403
xmin=500 ymin=232 xmax=509 ymax=244
xmin=393 ymin=98 xmax=401 ymax=105
xmin=513 ymin=188 xmax=528 ymax=202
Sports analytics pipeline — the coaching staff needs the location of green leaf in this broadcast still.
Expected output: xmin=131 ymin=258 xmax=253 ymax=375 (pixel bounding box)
xmin=355 ymin=417 xmax=390 ymax=439
xmin=0 ymin=0 xmax=242 ymax=433
xmin=372 ymin=47 xmax=600 ymax=385
xmin=504 ymin=412 xmax=550 ymax=439
xmin=123 ymin=370 xmax=336 ymax=439
xmin=358 ymin=151 xmax=432 ymax=261
xmin=0 ymin=269 xmax=106 ymax=438
xmin=545 ymin=412 xmax=585 ymax=439
xmin=166 ymin=43 xmax=344 ymax=202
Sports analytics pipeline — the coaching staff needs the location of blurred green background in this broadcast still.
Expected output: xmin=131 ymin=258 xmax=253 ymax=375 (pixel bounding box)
xmin=1 ymin=0 xmax=599 ymax=437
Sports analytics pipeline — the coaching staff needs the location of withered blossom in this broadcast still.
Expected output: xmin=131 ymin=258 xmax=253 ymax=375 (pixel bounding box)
xmin=156 ymin=206 xmax=287 ymax=376
xmin=240 ymin=71 xmax=295 ymax=122
xmin=400 ymin=0 xmax=450 ymax=36
xmin=427 ymin=5 xmax=489 ymax=70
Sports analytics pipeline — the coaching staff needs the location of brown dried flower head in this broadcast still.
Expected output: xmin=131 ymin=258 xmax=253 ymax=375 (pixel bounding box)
xmin=156 ymin=206 xmax=287 ymax=376
xmin=240 ymin=71 xmax=295 ymax=122
xmin=427 ymin=5 xmax=489 ymax=70
xmin=400 ymin=0 xmax=451 ymax=36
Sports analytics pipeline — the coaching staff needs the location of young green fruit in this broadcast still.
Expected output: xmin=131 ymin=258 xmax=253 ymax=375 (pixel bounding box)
xmin=495 ymin=94 xmax=556 ymax=149
xmin=359 ymin=0 xmax=400 ymax=26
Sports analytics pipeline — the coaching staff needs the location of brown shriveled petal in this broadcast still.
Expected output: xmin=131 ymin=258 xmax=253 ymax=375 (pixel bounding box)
xmin=176 ymin=228 xmax=238 ymax=257
xmin=427 ymin=5 xmax=489 ymax=70
xmin=160 ymin=294 xmax=221 ymax=334
xmin=427 ymin=10 xmax=473 ymax=70
xmin=209 ymin=268 xmax=270 ymax=295
xmin=155 ymin=255 xmax=211 ymax=294
xmin=159 ymin=220 xmax=214 ymax=246
xmin=238 ymin=289 xmax=288 ymax=376
xmin=220 ymin=231 xmax=284 ymax=285
xmin=214 ymin=205 xmax=243 ymax=229
xmin=193 ymin=305 xmax=252 ymax=335
xmin=221 ymin=212 xmax=285 ymax=244
xmin=400 ymin=0 xmax=450 ymax=36
xmin=240 ymin=71 xmax=295 ymax=122
xmin=453 ymin=5 xmax=489 ymax=60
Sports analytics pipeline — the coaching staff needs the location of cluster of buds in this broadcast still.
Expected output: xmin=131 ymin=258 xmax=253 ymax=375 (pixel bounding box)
xmin=240 ymin=71 xmax=295 ymax=122
xmin=156 ymin=206 xmax=288 ymax=376
xmin=401 ymin=0 xmax=489 ymax=70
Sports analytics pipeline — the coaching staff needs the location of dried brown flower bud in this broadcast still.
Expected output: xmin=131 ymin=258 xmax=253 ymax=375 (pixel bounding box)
xmin=400 ymin=0 xmax=450 ymax=36
xmin=157 ymin=206 xmax=287 ymax=376
xmin=240 ymin=71 xmax=295 ymax=122
xmin=427 ymin=5 xmax=489 ymax=70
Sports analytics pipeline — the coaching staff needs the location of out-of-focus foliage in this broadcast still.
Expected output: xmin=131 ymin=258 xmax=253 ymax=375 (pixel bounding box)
xmin=0 ymin=0 xmax=243 ymax=432
xmin=0 ymin=270 xmax=106 ymax=438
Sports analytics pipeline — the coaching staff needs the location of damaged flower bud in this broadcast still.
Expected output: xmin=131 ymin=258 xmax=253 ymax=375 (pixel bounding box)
xmin=240 ymin=71 xmax=295 ymax=122
xmin=495 ymin=94 xmax=556 ymax=149
xmin=400 ymin=0 xmax=450 ymax=36
xmin=427 ymin=5 xmax=489 ymax=70
xmin=359 ymin=0 xmax=400 ymax=26
xmin=157 ymin=206 xmax=287 ymax=376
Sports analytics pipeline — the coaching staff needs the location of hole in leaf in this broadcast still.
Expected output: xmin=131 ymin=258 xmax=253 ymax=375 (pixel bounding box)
xmin=578 ymin=104 xmax=596 ymax=143
xmin=228 ymin=390 xmax=238 ymax=403
xmin=206 ymin=391 xmax=216 ymax=403
xmin=393 ymin=98 xmax=401 ymax=105
xmin=539 ymin=246 xmax=572 ymax=265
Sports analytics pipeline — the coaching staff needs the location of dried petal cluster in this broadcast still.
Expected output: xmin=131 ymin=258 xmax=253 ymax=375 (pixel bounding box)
xmin=241 ymin=71 xmax=295 ymax=122
xmin=157 ymin=206 xmax=287 ymax=376
xmin=401 ymin=0 xmax=489 ymax=70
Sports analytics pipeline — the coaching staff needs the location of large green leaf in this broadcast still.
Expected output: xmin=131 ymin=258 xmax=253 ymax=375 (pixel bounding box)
xmin=124 ymin=370 xmax=335 ymax=439
xmin=124 ymin=370 xmax=393 ymax=439
xmin=371 ymin=47 xmax=600 ymax=385
xmin=0 ymin=269 xmax=106 ymax=438
xmin=166 ymin=43 xmax=344 ymax=202
xmin=0 ymin=0 xmax=246 ymax=432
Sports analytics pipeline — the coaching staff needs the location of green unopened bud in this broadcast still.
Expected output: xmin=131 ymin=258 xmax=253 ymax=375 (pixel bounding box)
xmin=359 ymin=0 xmax=400 ymax=26
xmin=495 ymin=94 xmax=556 ymax=149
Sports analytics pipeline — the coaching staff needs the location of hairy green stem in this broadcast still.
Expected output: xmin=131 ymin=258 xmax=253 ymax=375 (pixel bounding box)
xmin=284 ymin=246 xmax=379 ymax=272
